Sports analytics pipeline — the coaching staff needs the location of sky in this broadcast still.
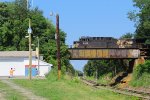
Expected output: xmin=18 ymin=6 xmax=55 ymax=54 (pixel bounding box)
xmin=1 ymin=0 xmax=136 ymax=71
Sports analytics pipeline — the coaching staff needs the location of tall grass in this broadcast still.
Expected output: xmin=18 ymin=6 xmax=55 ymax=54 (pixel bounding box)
xmin=13 ymin=79 xmax=138 ymax=100
xmin=85 ymin=73 xmax=112 ymax=85
xmin=13 ymin=72 xmax=138 ymax=100
xmin=98 ymin=73 xmax=113 ymax=85
xmin=130 ymin=60 xmax=150 ymax=87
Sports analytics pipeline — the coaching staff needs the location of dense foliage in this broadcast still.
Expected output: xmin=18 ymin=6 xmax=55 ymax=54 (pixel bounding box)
xmin=130 ymin=60 xmax=150 ymax=87
xmin=128 ymin=0 xmax=150 ymax=87
xmin=120 ymin=33 xmax=134 ymax=39
xmin=0 ymin=0 xmax=74 ymax=75
xmin=83 ymin=60 xmax=126 ymax=79
xmin=133 ymin=61 xmax=150 ymax=79
xmin=129 ymin=0 xmax=150 ymax=44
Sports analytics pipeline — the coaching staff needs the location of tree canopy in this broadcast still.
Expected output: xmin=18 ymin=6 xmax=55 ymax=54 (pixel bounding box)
xmin=0 ymin=0 xmax=74 ymax=75
xmin=120 ymin=32 xmax=134 ymax=39
xmin=129 ymin=0 xmax=150 ymax=43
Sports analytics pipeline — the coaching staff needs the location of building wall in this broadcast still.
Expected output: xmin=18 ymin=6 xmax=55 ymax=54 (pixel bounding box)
xmin=0 ymin=57 xmax=52 ymax=77
xmin=0 ymin=58 xmax=24 ymax=76
xmin=24 ymin=58 xmax=52 ymax=76
xmin=38 ymin=61 xmax=52 ymax=76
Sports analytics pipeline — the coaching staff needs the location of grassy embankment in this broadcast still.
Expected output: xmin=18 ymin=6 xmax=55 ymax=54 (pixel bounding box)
xmin=130 ymin=73 xmax=150 ymax=87
xmin=129 ymin=60 xmax=150 ymax=88
xmin=12 ymin=70 xmax=138 ymax=100
xmin=86 ymin=60 xmax=150 ymax=88
xmin=0 ymin=80 xmax=26 ymax=100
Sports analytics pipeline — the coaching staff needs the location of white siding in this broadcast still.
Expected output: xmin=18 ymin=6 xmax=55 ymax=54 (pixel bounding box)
xmin=39 ymin=66 xmax=51 ymax=76
xmin=24 ymin=57 xmax=36 ymax=66
xmin=37 ymin=61 xmax=52 ymax=76
xmin=24 ymin=58 xmax=52 ymax=76
xmin=0 ymin=58 xmax=24 ymax=76
xmin=0 ymin=57 xmax=52 ymax=77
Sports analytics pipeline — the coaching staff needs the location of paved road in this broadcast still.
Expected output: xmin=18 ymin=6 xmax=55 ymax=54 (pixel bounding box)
xmin=1 ymin=79 xmax=48 ymax=100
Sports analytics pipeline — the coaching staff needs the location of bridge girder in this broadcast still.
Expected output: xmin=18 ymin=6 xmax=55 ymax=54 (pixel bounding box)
xmin=69 ymin=48 xmax=140 ymax=60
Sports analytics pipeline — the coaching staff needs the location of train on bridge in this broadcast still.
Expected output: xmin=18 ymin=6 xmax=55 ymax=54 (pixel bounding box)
xmin=69 ymin=36 xmax=150 ymax=59
xmin=73 ymin=36 xmax=150 ymax=49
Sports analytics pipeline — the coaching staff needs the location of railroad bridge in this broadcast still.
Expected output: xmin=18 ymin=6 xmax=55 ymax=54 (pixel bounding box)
xmin=68 ymin=37 xmax=150 ymax=70
xmin=68 ymin=47 xmax=149 ymax=73
xmin=69 ymin=48 xmax=140 ymax=60
xmin=69 ymin=47 xmax=150 ymax=60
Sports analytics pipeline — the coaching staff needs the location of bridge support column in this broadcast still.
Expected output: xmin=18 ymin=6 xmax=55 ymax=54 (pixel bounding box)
xmin=128 ymin=57 xmax=145 ymax=73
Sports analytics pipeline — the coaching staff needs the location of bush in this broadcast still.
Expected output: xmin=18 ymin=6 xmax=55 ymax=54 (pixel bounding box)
xmin=130 ymin=73 xmax=150 ymax=87
xmin=130 ymin=60 xmax=150 ymax=87
xmin=98 ymin=73 xmax=113 ymax=85
xmin=46 ymin=68 xmax=58 ymax=81
xmin=45 ymin=65 xmax=69 ymax=81
xmin=133 ymin=60 xmax=150 ymax=79
xmin=72 ymin=77 xmax=80 ymax=83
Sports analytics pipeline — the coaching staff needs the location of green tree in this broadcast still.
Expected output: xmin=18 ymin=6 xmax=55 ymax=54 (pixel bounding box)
xmin=83 ymin=60 xmax=125 ymax=78
xmin=0 ymin=0 xmax=75 ymax=75
xmin=120 ymin=33 xmax=134 ymax=39
xmin=129 ymin=0 xmax=150 ymax=42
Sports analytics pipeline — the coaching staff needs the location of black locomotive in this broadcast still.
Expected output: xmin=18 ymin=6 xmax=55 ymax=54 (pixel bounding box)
xmin=73 ymin=36 xmax=149 ymax=49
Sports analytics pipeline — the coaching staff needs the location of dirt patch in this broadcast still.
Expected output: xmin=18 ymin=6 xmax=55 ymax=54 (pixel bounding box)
xmin=109 ymin=72 xmax=128 ymax=86
xmin=118 ymin=74 xmax=132 ymax=88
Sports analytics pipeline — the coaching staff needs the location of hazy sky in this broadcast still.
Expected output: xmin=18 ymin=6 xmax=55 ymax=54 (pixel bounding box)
xmin=1 ymin=0 xmax=136 ymax=71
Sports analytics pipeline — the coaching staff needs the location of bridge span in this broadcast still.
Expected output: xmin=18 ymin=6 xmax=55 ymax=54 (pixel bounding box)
xmin=69 ymin=48 xmax=140 ymax=60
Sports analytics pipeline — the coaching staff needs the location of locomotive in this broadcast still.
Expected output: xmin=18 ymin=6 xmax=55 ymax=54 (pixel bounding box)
xmin=73 ymin=36 xmax=149 ymax=49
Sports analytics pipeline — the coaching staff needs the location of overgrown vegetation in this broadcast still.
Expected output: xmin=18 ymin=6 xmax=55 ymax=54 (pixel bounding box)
xmin=128 ymin=0 xmax=150 ymax=87
xmin=13 ymin=75 xmax=138 ymax=100
xmin=83 ymin=60 xmax=128 ymax=84
xmin=130 ymin=60 xmax=150 ymax=87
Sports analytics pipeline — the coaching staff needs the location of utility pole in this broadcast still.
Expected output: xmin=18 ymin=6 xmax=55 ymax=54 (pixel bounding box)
xmin=56 ymin=14 xmax=61 ymax=79
xmin=27 ymin=0 xmax=32 ymax=80
xmin=96 ymin=66 xmax=98 ymax=84
xmin=28 ymin=19 xmax=32 ymax=80
xmin=37 ymin=37 xmax=40 ymax=75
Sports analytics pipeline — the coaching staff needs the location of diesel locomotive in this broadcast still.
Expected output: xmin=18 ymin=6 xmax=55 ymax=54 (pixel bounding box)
xmin=73 ymin=36 xmax=149 ymax=49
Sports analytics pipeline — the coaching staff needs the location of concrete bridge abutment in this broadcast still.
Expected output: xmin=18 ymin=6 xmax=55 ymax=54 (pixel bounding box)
xmin=128 ymin=57 xmax=145 ymax=73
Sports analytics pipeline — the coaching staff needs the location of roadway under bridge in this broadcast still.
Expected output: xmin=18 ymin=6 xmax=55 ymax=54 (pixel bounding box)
xmin=68 ymin=48 xmax=140 ymax=60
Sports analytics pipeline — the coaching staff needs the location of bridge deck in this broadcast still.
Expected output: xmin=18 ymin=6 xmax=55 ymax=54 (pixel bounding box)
xmin=69 ymin=48 xmax=140 ymax=60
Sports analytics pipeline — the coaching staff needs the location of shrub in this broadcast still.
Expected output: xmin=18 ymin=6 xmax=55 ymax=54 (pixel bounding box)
xmin=72 ymin=77 xmax=80 ymax=83
xmin=46 ymin=68 xmax=58 ymax=81
xmin=130 ymin=60 xmax=150 ymax=87
xmin=45 ymin=65 xmax=68 ymax=81
xmin=133 ymin=60 xmax=150 ymax=79
xmin=98 ymin=73 xmax=113 ymax=85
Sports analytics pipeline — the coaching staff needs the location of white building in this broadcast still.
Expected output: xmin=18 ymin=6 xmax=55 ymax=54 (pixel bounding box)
xmin=0 ymin=51 xmax=52 ymax=77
